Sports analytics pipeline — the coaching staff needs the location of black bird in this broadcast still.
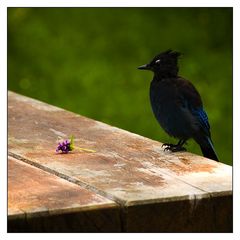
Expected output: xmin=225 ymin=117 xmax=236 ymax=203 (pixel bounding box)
xmin=138 ymin=50 xmax=219 ymax=161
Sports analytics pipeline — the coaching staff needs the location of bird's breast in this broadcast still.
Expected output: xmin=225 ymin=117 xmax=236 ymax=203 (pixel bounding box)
xmin=150 ymin=80 xmax=176 ymax=118
xmin=149 ymin=80 xmax=193 ymax=139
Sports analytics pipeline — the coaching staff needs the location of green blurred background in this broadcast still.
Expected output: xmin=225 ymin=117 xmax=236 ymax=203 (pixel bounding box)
xmin=8 ymin=8 xmax=232 ymax=165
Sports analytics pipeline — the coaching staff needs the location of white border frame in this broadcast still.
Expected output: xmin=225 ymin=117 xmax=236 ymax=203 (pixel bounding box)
xmin=1 ymin=1 xmax=238 ymax=239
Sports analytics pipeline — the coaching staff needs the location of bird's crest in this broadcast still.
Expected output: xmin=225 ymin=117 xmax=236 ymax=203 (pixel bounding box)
xmin=156 ymin=49 xmax=182 ymax=59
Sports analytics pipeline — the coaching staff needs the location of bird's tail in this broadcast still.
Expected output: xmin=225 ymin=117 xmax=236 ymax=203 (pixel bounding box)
xmin=199 ymin=137 xmax=219 ymax=162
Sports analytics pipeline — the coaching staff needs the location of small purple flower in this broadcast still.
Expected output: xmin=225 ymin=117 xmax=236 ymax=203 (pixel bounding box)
xmin=56 ymin=139 xmax=73 ymax=154
xmin=56 ymin=135 xmax=95 ymax=154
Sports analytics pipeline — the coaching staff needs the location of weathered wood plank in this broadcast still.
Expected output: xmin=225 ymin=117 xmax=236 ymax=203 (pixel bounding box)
xmin=8 ymin=156 xmax=120 ymax=232
xmin=8 ymin=91 xmax=232 ymax=232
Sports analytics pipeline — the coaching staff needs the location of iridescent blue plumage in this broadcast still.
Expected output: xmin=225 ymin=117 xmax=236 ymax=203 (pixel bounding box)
xmin=138 ymin=50 xmax=219 ymax=161
xmin=191 ymin=108 xmax=210 ymax=135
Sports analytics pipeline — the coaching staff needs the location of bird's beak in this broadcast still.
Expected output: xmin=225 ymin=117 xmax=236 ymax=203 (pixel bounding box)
xmin=138 ymin=64 xmax=150 ymax=70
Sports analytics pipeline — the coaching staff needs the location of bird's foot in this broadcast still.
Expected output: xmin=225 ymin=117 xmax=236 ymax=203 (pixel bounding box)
xmin=162 ymin=143 xmax=186 ymax=152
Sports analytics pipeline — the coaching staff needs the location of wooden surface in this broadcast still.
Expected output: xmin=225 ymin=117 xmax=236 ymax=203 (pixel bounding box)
xmin=8 ymin=91 xmax=233 ymax=232
xmin=8 ymin=156 xmax=120 ymax=232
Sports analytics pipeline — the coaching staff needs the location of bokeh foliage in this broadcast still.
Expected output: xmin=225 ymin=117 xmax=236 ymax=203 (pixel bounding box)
xmin=8 ymin=8 xmax=232 ymax=165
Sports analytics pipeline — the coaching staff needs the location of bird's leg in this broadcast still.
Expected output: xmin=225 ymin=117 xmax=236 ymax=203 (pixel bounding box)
xmin=162 ymin=139 xmax=187 ymax=152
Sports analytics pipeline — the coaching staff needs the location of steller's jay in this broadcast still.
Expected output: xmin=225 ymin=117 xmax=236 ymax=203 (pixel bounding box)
xmin=138 ymin=49 xmax=219 ymax=161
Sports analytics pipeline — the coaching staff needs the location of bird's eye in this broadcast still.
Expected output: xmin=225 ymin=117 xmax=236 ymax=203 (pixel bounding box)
xmin=155 ymin=59 xmax=161 ymax=64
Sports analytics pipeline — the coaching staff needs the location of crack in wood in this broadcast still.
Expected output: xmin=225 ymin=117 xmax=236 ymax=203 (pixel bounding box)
xmin=8 ymin=152 xmax=127 ymax=208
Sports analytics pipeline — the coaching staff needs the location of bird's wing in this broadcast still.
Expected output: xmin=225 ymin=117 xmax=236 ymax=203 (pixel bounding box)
xmin=176 ymin=77 xmax=211 ymax=136
xmin=191 ymin=107 xmax=211 ymax=137
xmin=176 ymin=77 xmax=202 ymax=108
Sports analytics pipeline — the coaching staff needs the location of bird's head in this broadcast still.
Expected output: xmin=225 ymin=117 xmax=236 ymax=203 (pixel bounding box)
xmin=138 ymin=49 xmax=182 ymax=77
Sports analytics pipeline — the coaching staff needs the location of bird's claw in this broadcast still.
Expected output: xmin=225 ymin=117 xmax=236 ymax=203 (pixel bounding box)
xmin=162 ymin=143 xmax=186 ymax=152
xmin=162 ymin=143 xmax=175 ymax=148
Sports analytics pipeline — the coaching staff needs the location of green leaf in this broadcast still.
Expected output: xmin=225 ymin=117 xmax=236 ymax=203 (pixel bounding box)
xmin=70 ymin=135 xmax=74 ymax=150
